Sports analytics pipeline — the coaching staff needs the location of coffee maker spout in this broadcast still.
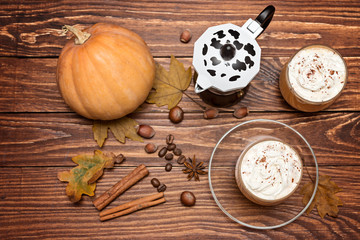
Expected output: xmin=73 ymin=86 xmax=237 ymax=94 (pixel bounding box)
xmin=194 ymin=75 xmax=212 ymax=93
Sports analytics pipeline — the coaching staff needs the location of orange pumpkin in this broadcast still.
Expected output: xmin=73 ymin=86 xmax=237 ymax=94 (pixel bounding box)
xmin=57 ymin=23 xmax=155 ymax=120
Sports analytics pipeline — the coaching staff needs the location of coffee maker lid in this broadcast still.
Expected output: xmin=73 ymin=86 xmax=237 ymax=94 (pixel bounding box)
xmin=193 ymin=21 xmax=262 ymax=93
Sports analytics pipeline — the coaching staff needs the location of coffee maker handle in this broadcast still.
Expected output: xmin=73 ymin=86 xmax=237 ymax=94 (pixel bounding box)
xmin=255 ymin=5 xmax=275 ymax=35
xmin=243 ymin=5 xmax=275 ymax=39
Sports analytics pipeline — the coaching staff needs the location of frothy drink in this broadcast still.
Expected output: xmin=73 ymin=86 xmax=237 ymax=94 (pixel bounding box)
xmin=235 ymin=139 xmax=303 ymax=206
xmin=280 ymin=45 xmax=347 ymax=112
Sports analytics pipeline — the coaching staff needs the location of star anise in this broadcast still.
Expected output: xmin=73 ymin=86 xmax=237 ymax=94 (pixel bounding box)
xmin=182 ymin=155 xmax=207 ymax=181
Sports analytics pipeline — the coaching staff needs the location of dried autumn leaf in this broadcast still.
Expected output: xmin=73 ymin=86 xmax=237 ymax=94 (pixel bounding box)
xmin=93 ymin=116 xmax=143 ymax=147
xmin=300 ymin=175 xmax=343 ymax=218
xmin=58 ymin=150 xmax=125 ymax=202
xmin=146 ymin=55 xmax=192 ymax=109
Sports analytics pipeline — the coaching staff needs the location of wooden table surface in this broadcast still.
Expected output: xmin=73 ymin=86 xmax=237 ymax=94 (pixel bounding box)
xmin=1 ymin=0 xmax=359 ymax=239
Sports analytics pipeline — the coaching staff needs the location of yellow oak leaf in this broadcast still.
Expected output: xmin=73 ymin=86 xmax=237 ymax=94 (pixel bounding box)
xmin=300 ymin=175 xmax=343 ymax=218
xmin=93 ymin=116 xmax=143 ymax=147
xmin=146 ymin=55 xmax=192 ymax=109
xmin=58 ymin=150 xmax=125 ymax=202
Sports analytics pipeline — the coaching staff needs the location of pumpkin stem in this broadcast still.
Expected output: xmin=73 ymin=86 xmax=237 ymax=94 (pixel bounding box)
xmin=62 ymin=25 xmax=91 ymax=45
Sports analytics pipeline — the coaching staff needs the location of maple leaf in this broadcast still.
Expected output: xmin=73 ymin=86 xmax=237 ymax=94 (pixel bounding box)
xmin=58 ymin=150 xmax=125 ymax=202
xmin=146 ymin=55 xmax=192 ymax=109
xmin=93 ymin=116 xmax=143 ymax=147
xmin=300 ymin=175 xmax=343 ymax=218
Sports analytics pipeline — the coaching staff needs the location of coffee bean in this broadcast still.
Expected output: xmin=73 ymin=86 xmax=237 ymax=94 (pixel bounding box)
xmin=144 ymin=143 xmax=157 ymax=153
xmin=165 ymin=153 xmax=173 ymax=160
xmin=180 ymin=191 xmax=196 ymax=206
xmin=173 ymin=148 xmax=182 ymax=156
xmin=167 ymin=143 xmax=176 ymax=151
xmin=177 ymin=155 xmax=186 ymax=164
xmin=169 ymin=106 xmax=184 ymax=123
xmin=166 ymin=134 xmax=174 ymax=145
xmin=151 ymin=178 xmax=160 ymax=188
xmin=158 ymin=147 xmax=168 ymax=158
xmin=136 ymin=125 xmax=155 ymax=139
xmin=157 ymin=183 xmax=167 ymax=192
xmin=165 ymin=163 xmax=172 ymax=172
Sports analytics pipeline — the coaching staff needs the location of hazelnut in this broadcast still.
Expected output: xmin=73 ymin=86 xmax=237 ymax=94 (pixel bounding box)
xmin=180 ymin=191 xmax=196 ymax=206
xmin=233 ymin=107 xmax=249 ymax=119
xmin=169 ymin=106 xmax=184 ymax=123
xmin=203 ymin=108 xmax=219 ymax=119
xmin=180 ymin=29 xmax=192 ymax=43
xmin=136 ymin=125 xmax=155 ymax=138
xmin=144 ymin=143 xmax=157 ymax=153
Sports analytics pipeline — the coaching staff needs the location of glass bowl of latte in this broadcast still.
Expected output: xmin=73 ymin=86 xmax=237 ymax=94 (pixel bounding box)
xmin=208 ymin=119 xmax=319 ymax=229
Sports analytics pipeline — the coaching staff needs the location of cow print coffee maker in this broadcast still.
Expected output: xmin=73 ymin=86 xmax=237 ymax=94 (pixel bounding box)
xmin=193 ymin=5 xmax=275 ymax=107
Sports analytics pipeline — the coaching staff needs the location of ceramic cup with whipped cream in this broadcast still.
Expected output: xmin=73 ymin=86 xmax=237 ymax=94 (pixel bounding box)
xmin=279 ymin=45 xmax=347 ymax=112
xmin=235 ymin=138 xmax=303 ymax=206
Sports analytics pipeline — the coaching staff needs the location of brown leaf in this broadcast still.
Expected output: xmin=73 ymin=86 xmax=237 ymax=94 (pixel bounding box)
xmin=93 ymin=116 xmax=143 ymax=147
xmin=58 ymin=150 xmax=124 ymax=202
xmin=146 ymin=55 xmax=192 ymax=109
xmin=300 ymin=175 xmax=343 ymax=218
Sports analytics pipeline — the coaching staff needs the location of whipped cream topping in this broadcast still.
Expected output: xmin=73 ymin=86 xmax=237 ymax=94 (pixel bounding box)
xmin=240 ymin=140 xmax=302 ymax=201
xmin=288 ymin=46 xmax=346 ymax=103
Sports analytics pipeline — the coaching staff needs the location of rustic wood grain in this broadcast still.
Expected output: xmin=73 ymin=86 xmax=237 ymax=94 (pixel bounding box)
xmin=1 ymin=0 xmax=359 ymax=239
xmin=0 ymin=166 xmax=359 ymax=239
xmin=0 ymin=112 xmax=358 ymax=167
xmin=0 ymin=1 xmax=359 ymax=57
xmin=0 ymin=57 xmax=359 ymax=113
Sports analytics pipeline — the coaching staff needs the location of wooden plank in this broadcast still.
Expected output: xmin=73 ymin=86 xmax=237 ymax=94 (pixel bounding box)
xmin=0 ymin=1 xmax=358 ymax=239
xmin=0 ymin=166 xmax=358 ymax=239
xmin=0 ymin=112 xmax=359 ymax=167
xmin=0 ymin=1 xmax=18 ymax=55
xmin=0 ymin=1 xmax=359 ymax=57
xmin=0 ymin=57 xmax=359 ymax=113
xmin=0 ymin=57 xmax=65 ymax=113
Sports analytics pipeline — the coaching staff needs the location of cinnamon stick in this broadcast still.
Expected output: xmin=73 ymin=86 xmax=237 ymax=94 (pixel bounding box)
xmin=93 ymin=164 xmax=149 ymax=210
xmin=100 ymin=192 xmax=164 ymax=217
xmin=100 ymin=197 xmax=166 ymax=221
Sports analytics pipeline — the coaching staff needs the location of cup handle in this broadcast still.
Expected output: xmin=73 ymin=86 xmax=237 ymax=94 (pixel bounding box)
xmin=255 ymin=5 xmax=275 ymax=35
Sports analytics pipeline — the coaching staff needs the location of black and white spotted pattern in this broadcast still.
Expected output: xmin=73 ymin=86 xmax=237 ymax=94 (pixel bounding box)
xmin=199 ymin=27 xmax=257 ymax=82
xmin=193 ymin=23 xmax=262 ymax=93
